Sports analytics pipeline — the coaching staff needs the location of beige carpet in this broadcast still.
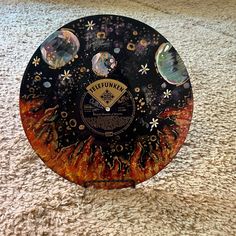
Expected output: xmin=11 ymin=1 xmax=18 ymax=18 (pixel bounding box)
xmin=0 ymin=0 xmax=236 ymax=235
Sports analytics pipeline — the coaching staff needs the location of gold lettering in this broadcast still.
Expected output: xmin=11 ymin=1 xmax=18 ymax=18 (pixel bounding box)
xmin=89 ymin=82 xmax=126 ymax=93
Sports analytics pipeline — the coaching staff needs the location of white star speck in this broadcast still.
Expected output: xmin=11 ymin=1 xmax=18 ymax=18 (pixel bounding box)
xmin=149 ymin=118 xmax=159 ymax=131
xmin=61 ymin=70 xmax=72 ymax=80
xmin=85 ymin=20 xmax=95 ymax=30
xmin=139 ymin=63 xmax=150 ymax=75
xmin=32 ymin=56 xmax=40 ymax=66
xmin=163 ymin=89 xmax=172 ymax=98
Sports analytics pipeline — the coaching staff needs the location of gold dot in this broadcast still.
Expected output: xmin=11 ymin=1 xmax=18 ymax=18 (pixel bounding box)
xmin=79 ymin=124 xmax=85 ymax=130
xmin=150 ymin=135 xmax=157 ymax=142
xmin=140 ymin=39 xmax=148 ymax=47
xmin=69 ymin=119 xmax=77 ymax=127
xmin=34 ymin=75 xmax=41 ymax=81
xmin=135 ymin=87 xmax=140 ymax=93
xmin=97 ymin=31 xmax=106 ymax=39
xmin=127 ymin=42 xmax=136 ymax=51
xmin=133 ymin=31 xmax=138 ymax=36
xmin=116 ymin=145 xmax=123 ymax=152
xmin=61 ymin=111 xmax=68 ymax=118
xmin=29 ymin=87 xmax=35 ymax=93
xmin=80 ymin=67 xmax=86 ymax=73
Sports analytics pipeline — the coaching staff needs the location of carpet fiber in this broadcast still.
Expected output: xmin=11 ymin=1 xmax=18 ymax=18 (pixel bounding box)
xmin=0 ymin=0 xmax=235 ymax=235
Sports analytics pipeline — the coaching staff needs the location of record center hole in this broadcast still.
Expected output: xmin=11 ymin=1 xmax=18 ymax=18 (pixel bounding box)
xmin=105 ymin=107 xmax=110 ymax=112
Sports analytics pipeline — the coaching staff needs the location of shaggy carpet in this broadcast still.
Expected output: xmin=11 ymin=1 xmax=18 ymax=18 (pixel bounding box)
xmin=0 ymin=0 xmax=235 ymax=235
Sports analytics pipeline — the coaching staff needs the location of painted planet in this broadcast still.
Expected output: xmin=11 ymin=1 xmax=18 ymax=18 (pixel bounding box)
xmin=155 ymin=42 xmax=189 ymax=85
xmin=92 ymin=52 xmax=117 ymax=77
xmin=20 ymin=15 xmax=193 ymax=189
xmin=40 ymin=29 xmax=80 ymax=69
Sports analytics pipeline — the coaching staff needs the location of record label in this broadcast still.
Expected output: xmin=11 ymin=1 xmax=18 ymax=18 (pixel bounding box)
xmin=80 ymin=79 xmax=135 ymax=137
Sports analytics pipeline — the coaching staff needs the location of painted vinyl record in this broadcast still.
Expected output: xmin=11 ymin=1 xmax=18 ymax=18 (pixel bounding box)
xmin=20 ymin=15 xmax=193 ymax=189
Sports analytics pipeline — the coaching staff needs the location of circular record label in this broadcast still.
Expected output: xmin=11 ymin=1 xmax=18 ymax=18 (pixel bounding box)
xmin=80 ymin=79 xmax=135 ymax=136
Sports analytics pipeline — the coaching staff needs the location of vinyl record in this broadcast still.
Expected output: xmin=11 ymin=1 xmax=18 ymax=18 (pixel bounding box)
xmin=20 ymin=15 xmax=193 ymax=189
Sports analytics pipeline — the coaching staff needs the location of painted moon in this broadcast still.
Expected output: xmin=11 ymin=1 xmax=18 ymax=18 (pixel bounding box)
xmin=92 ymin=52 xmax=117 ymax=77
xmin=40 ymin=29 xmax=80 ymax=69
xmin=155 ymin=42 xmax=189 ymax=85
